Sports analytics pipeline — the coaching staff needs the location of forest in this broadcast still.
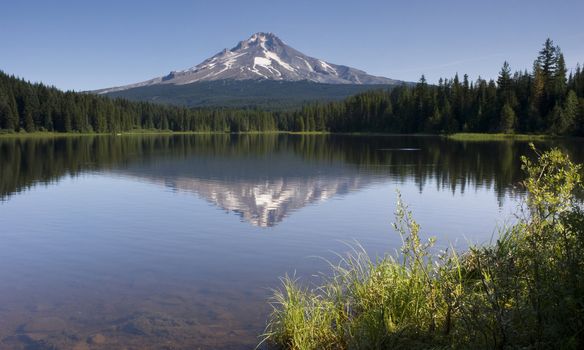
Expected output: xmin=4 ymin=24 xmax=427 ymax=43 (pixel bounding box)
xmin=1 ymin=39 xmax=583 ymax=136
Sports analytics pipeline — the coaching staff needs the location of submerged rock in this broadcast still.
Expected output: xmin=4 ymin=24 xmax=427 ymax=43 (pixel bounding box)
xmin=72 ymin=342 xmax=90 ymax=350
xmin=22 ymin=317 xmax=67 ymax=334
xmin=118 ymin=312 xmax=187 ymax=337
xmin=87 ymin=333 xmax=106 ymax=344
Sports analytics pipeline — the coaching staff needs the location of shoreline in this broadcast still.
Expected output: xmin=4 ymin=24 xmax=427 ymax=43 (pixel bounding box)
xmin=0 ymin=130 xmax=563 ymax=140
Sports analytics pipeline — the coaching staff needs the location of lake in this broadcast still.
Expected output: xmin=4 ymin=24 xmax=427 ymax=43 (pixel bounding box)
xmin=0 ymin=134 xmax=582 ymax=349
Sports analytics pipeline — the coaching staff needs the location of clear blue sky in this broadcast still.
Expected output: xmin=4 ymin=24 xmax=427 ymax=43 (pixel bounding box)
xmin=1 ymin=0 xmax=583 ymax=91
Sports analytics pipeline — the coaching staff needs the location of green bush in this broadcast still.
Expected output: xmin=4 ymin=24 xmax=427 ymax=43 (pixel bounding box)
xmin=261 ymin=144 xmax=584 ymax=349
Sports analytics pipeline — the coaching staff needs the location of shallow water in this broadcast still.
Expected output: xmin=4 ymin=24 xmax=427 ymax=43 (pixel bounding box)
xmin=0 ymin=134 xmax=581 ymax=349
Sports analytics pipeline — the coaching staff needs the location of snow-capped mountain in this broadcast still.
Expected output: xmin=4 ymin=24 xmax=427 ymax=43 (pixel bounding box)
xmin=97 ymin=32 xmax=398 ymax=94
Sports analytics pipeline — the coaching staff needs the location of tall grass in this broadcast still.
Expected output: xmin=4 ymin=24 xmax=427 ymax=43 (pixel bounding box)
xmin=446 ymin=133 xmax=551 ymax=141
xmin=261 ymin=144 xmax=584 ymax=349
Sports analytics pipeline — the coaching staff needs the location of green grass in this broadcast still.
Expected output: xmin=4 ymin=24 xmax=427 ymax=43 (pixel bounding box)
xmin=446 ymin=132 xmax=552 ymax=141
xmin=261 ymin=145 xmax=584 ymax=349
xmin=288 ymin=131 xmax=330 ymax=135
xmin=1 ymin=130 xmax=570 ymax=141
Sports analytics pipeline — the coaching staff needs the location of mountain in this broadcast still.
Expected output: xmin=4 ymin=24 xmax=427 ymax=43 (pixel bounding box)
xmin=98 ymin=32 xmax=398 ymax=93
xmin=95 ymin=32 xmax=402 ymax=108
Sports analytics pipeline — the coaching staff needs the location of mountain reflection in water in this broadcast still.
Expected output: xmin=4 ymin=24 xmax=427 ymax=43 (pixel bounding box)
xmin=117 ymin=154 xmax=382 ymax=227
xmin=1 ymin=134 xmax=582 ymax=228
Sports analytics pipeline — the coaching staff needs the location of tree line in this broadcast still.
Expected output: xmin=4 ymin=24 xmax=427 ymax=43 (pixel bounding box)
xmin=292 ymin=39 xmax=584 ymax=135
xmin=0 ymin=74 xmax=278 ymax=133
xmin=1 ymin=39 xmax=583 ymax=135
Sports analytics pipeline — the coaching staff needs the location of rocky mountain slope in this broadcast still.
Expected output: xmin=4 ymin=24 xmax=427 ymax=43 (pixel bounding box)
xmin=96 ymin=32 xmax=399 ymax=95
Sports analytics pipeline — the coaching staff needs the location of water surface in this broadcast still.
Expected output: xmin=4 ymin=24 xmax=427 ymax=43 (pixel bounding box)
xmin=0 ymin=134 xmax=581 ymax=349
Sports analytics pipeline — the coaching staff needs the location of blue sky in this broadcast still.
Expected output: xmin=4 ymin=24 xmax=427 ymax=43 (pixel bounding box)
xmin=1 ymin=0 xmax=583 ymax=91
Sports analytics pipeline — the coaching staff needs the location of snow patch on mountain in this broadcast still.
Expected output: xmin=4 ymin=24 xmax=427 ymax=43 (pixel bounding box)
xmin=264 ymin=51 xmax=295 ymax=72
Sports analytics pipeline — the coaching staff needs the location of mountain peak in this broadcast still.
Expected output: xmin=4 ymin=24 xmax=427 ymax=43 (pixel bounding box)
xmin=96 ymin=33 xmax=399 ymax=94
xmin=248 ymin=32 xmax=279 ymax=42
xmin=232 ymin=32 xmax=283 ymax=51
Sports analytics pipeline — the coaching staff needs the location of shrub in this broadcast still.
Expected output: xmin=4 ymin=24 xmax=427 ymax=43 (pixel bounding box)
xmin=261 ymin=144 xmax=584 ymax=349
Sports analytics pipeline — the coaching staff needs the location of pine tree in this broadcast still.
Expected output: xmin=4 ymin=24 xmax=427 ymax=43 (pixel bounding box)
xmin=548 ymin=104 xmax=565 ymax=135
xmin=21 ymin=86 xmax=40 ymax=132
xmin=426 ymin=105 xmax=442 ymax=132
xmin=497 ymin=61 xmax=512 ymax=94
xmin=0 ymin=92 xmax=11 ymax=130
xmin=297 ymin=115 xmax=305 ymax=131
xmin=551 ymin=90 xmax=577 ymax=135
xmin=0 ymin=90 xmax=18 ymax=130
xmin=537 ymin=39 xmax=561 ymax=124
xmin=24 ymin=108 xmax=35 ymax=132
xmin=499 ymin=103 xmax=516 ymax=133
xmin=538 ymin=38 xmax=557 ymax=85
xmin=576 ymin=97 xmax=584 ymax=136
xmin=554 ymin=51 xmax=567 ymax=100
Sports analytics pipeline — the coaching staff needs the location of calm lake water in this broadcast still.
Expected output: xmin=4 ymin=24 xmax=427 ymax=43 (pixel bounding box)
xmin=0 ymin=134 xmax=582 ymax=349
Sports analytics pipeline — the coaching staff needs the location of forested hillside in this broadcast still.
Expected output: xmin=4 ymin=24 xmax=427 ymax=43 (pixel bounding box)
xmin=294 ymin=39 xmax=584 ymax=135
xmin=1 ymin=39 xmax=583 ymax=135
xmin=102 ymin=79 xmax=396 ymax=110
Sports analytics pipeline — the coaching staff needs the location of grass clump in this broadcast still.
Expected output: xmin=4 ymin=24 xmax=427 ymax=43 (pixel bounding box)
xmin=261 ymin=144 xmax=584 ymax=349
xmin=446 ymin=133 xmax=550 ymax=141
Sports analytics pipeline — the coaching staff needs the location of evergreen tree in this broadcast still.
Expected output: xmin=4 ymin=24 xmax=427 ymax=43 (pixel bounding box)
xmin=548 ymin=104 xmax=565 ymax=135
xmin=499 ymin=103 xmax=516 ymax=133
xmin=550 ymin=90 xmax=578 ymax=135
xmin=0 ymin=90 xmax=18 ymax=130
xmin=528 ymin=60 xmax=545 ymax=131
xmin=554 ymin=52 xmax=567 ymax=100
xmin=21 ymin=86 xmax=40 ymax=132
xmin=538 ymin=38 xmax=557 ymax=85
xmin=577 ymin=98 xmax=584 ymax=136
xmin=537 ymin=38 xmax=560 ymax=123
xmin=497 ymin=61 xmax=512 ymax=95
